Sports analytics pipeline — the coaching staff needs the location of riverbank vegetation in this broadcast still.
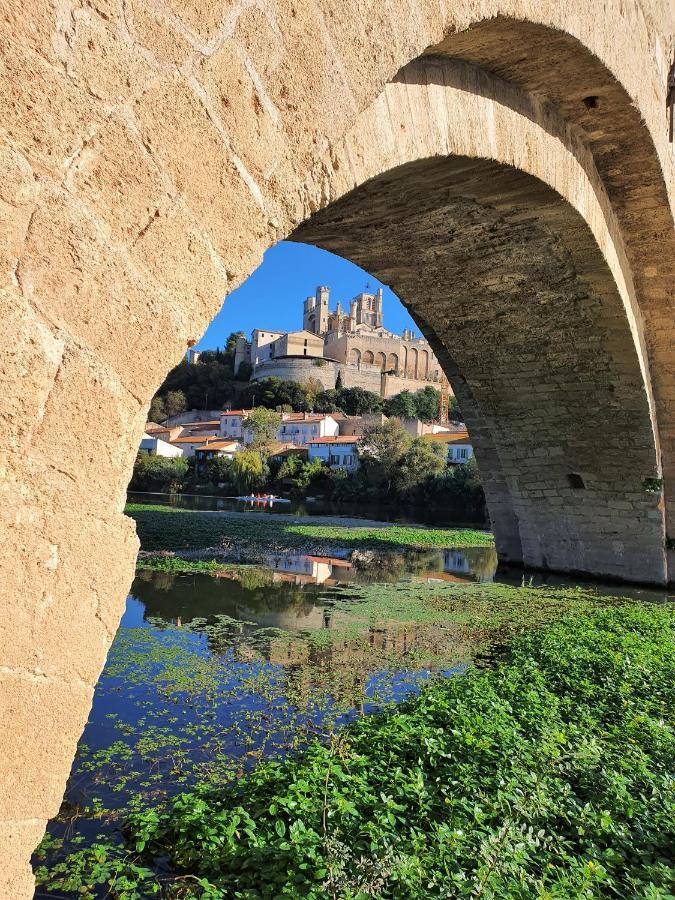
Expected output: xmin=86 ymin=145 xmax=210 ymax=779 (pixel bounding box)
xmin=126 ymin=503 xmax=493 ymax=556
xmin=35 ymin=604 xmax=674 ymax=897
xmin=129 ymin=420 xmax=486 ymax=524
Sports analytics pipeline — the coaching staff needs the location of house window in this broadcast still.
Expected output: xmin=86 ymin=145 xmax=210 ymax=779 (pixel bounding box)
xmin=458 ymin=447 xmax=468 ymax=459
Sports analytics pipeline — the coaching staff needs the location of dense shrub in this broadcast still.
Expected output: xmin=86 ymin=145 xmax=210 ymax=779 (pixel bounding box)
xmin=129 ymin=454 xmax=189 ymax=493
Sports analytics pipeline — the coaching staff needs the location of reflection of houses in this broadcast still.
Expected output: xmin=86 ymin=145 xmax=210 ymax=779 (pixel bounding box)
xmin=267 ymin=554 xmax=353 ymax=585
xmin=414 ymin=547 xmax=497 ymax=584
xmin=444 ymin=549 xmax=472 ymax=575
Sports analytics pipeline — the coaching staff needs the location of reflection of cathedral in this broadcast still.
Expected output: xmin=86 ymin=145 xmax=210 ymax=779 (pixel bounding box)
xmin=235 ymin=285 xmax=450 ymax=398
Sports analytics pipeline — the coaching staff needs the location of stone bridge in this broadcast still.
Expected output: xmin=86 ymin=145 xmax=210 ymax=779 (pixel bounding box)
xmin=1 ymin=1 xmax=673 ymax=892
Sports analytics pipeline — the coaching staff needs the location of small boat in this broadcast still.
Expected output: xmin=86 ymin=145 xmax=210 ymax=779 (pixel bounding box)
xmin=237 ymin=494 xmax=291 ymax=504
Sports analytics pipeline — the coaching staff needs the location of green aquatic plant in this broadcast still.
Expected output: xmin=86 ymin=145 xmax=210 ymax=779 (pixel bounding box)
xmin=125 ymin=503 xmax=494 ymax=554
xmin=35 ymin=605 xmax=674 ymax=898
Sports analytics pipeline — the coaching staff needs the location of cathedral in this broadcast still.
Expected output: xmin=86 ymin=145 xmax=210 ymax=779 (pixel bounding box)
xmin=235 ymin=286 xmax=448 ymax=398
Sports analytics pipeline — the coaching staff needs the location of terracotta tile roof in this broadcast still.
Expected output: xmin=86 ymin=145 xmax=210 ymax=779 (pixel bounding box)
xmin=281 ymin=414 xmax=332 ymax=423
xmin=195 ymin=441 xmax=239 ymax=451
xmin=170 ymin=435 xmax=211 ymax=444
xmin=220 ymin=410 xmax=251 ymax=417
xmin=268 ymin=442 xmax=308 ymax=455
xmin=183 ymin=420 xmax=220 ymax=428
xmin=308 ymin=436 xmax=360 ymax=445
xmin=144 ymin=422 xmax=165 ymax=433
xmin=424 ymin=432 xmax=471 ymax=444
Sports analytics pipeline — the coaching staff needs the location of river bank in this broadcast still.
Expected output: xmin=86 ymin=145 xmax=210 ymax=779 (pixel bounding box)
xmin=126 ymin=502 xmax=494 ymax=562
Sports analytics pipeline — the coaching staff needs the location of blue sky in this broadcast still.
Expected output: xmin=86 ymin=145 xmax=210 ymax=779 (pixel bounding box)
xmin=196 ymin=241 xmax=419 ymax=350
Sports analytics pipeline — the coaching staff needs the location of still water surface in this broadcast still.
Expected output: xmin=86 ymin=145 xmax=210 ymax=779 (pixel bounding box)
xmin=127 ymin=490 xmax=482 ymax=527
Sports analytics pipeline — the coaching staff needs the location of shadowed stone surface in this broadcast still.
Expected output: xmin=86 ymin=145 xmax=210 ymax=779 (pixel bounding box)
xmin=0 ymin=1 xmax=673 ymax=892
xmin=295 ymin=156 xmax=665 ymax=581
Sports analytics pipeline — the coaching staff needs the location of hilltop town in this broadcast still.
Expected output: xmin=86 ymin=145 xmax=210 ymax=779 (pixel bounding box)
xmin=137 ymin=284 xmax=474 ymax=502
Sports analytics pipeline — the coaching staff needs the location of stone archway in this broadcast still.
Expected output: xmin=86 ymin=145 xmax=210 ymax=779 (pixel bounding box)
xmin=1 ymin=3 xmax=673 ymax=893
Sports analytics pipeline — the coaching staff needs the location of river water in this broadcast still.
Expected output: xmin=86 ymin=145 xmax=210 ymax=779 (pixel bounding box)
xmin=127 ymin=490 xmax=483 ymax=527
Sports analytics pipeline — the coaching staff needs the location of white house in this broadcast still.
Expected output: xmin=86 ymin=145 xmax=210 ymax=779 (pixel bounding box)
xmin=308 ymin=435 xmax=359 ymax=472
xmin=424 ymin=431 xmax=474 ymax=464
xmin=139 ymin=433 xmax=184 ymax=457
xmin=274 ymin=413 xmax=339 ymax=446
xmin=219 ymin=409 xmax=252 ymax=440
xmin=168 ymin=435 xmax=214 ymax=457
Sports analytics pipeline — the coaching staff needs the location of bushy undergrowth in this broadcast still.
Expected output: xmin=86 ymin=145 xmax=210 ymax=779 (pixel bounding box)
xmin=37 ymin=606 xmax=674 ymax=898
xmin=126 ymin=503 xmax=494 ymax=553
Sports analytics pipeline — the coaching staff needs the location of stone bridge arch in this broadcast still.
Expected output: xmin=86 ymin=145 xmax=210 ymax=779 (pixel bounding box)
xmin=1 ymin=2 xmax=673 ymax=893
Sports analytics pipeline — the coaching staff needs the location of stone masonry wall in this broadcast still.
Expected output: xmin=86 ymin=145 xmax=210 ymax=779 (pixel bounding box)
xmin=1 ymin=1 xmax=673 ymax=893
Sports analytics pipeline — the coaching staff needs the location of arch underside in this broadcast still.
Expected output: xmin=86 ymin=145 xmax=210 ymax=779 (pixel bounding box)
xmin=294 ymin=156 xmax=667 ymax=583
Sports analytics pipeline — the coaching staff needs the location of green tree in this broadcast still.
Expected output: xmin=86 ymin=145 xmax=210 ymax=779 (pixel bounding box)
xmin=336 ymin=387 xmax=383 ymax=415
xmin=204 ymin=456 xmax=234 ymax=487
xmin=129 ymin=454 xmax=188 ymax=492
xmin=358 ymin=420 xmax=411 ymax=489
xmin=243 ymin=408 xmax=282 ymax=448
xmin=148 ymin=395 xmax=166 ymax=424
xmin=231 ymin=450 xmax=267 ymax=493
xmin=413 ymin=386 xmax=441 ymax=422
xmin=384 ymin=390 xmax=417 ymax=419
xmin=313 ymin=389 xmax=343 ymax=413
xmin=335 ymin=370 xmax=344 ymax=391
xmin=164 ymin=390 xmax=188 ymax=418
xmin=394 ymin=437 xmax=446 ymax=495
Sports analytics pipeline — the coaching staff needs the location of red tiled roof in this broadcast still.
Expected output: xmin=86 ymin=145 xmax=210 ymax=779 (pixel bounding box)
xmin=195 ymin=441 xmax=239 ymax=452
xmin=220 ymin=410 xmax=251 ymax=417
xmin=170 ymin=435 xmax=211 ymax=444
xmin=424 ymin=432 xmax=471 ymax=444
xmin=281 ymin=414 xmax=333 ymax=423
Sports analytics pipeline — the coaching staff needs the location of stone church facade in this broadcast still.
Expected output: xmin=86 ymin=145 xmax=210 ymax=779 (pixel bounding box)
xmin=236 ymin=286 xmax=449 ymax=398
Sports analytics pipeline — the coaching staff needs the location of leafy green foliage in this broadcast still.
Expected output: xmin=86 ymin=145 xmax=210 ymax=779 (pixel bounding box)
xmin=230 ymin=450 xmax=268 ymax=493
xmin=242 ymin=408 xmax=282 ymax=448
xmin=151 ymin=338 xmax=244 ymax=415
xmin=394 ymin=437 xmax=446 ymax=494
xmin=276 ymin=456 xmax=329 ymax=495
xmin=129 ymin=454 xmax=189 ymax=493
xmin=38 ymin=606 xmax=675 ymax=897
xmin=358 ymin=420 xmax=413 ymax=489
xmin=131 ymin=606 xmax=675 ymax=897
